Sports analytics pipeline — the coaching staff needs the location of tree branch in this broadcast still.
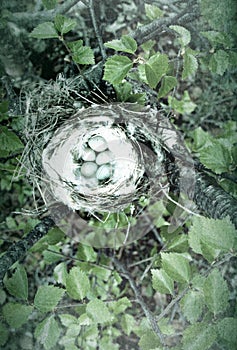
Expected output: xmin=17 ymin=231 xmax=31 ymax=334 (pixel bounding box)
xmin=112 ymin=256 xmax=165 ymax=346
xmin=0 ymin=216 xmax=55 ymax=285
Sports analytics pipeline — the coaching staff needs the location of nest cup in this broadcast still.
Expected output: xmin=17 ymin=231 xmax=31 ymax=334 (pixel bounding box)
xmin=41 ymin=103 xmax=195 ymax=248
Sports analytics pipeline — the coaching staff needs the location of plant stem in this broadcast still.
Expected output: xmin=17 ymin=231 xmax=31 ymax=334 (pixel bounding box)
xmin=88 ymin=0 xmax=106 ymax=60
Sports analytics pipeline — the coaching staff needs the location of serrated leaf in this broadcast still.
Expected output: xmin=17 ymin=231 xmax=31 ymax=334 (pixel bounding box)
xmin=54 ymin=14 xmax=76 ymax=34
xmin=182 ymin=322 xmax=217 ymax=350
xmin=4 ymin=264 xmax=28 ymax=300
xmin=42 ymin=0 xmax=57 ymax=10
xmin=168 ymin=91 xmax=196 ymax=114
xmin=170 ymin=25 xmax=191 ymax=47
xmin=103 ymin=55 xmax=133 ymax=85
xmin=29 ymin=22 xmax=58 ymax=39
xmin=54 ymin=262 xmax=68 ymax=286
xmin=86 ymin=298 xmax=112 ymax=324
xmin=199 ymin=140 xmax=232 ymax=174
xmin=47 ymin=227 xmax=65 ymax=244
xmin=182 ymin=52 xmax=198 ymax=79
xmin=209 ymin=49 xmax=229 ymax=75
xmin=0 ymin=322 xmax=9 ymax=346
xmin=0 ymin=126 xmax=23 ymax=156
xmin=180 ymin=290 xmax=205 ymax=323
xmin=190 ymin=127 xmax=211 ymax=151
xmin=145 ymin=4 xmax=163 ymax=20
xmin=109 ymin=297 xmax=131 ymax=315
xmin=158 ymin=76 xmax=177 ymax=98
xmin=203 ymin=269 xmax=229 ymax=315
xmin=34 ymin=285 xmax=65 ymax=313
xmin=121 ymin=314 xmax=135 ymax=336
xmin=138 ymin=330 xmax=161 ymax=350
xmin=59 ymin=314 xmax=78 ymax=327
xmin=161 ymin=252 xmax=191 ymax=283
xmin=145 ymin=53 xmax=169 ymax=88
xmin=2 ymin=302 xmax=33 ymax=328
xmin=166 ymin=234 xmax=189 ymax=253
xmin=105 ymin=35 xmax=137 ymax=54
xmin=76 ymin=243 xmax=97 ymax=262
xmin=201 ymin=31 xmax=233 ymax=49
xmin=151 ymin=268 xmax=174 ymax=294
xmin=35 ymin=316 xmax=61 ymax=350
xmin=66 ymin=266 xmax=90 ymax=300
xmin=68 ymin=40 xmax=95 ymax=65
xmin=189 ymin=217 xmax=235 ymax=255
xmin=217 ymin=317 xmax=237 ymax=344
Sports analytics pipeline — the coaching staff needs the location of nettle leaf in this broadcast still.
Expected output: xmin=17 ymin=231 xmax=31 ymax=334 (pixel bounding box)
xmin=66 ymin=266 xmax=90 ymax=300
xmin=170 ymin=25 xmax=191 ymax=47
xmin=54 ymin=14 xmax=76 ymax=35
xmin=158 ymin=76 xmax=177 ymax=98
xmin=151 ymin=268 xmax=174 ymax=295
xmin=105 ymin=35 xmax=137 ymax=54
xmin=0 ymin=126 xmax=24 ymax=156
xmin=2 ymin=302 xmax=33 ymax=328
xmin=29 ymin=22 xmax=58 ymax=39
xmin=209 ymin=49 xmax=229 ymax=75
xmin=86 ymin=298 xmax=112 ymax=324
xmin=42 ymin=0 xmax=57 ymax=10
xmin=76 ymin=243 xmax=97 ymax=262
xmin=68 ymin=40 xmax=95 ymax=65
xmin=145 ymin=4 xmax=164 ymax=20
xmin=35 ymin=316 xmax=61 ymax=350
xmin=161 ymin=252 xmax=191 ymax=283
xmin=145 ymin=53 xmax=169 ymax=88
xmin=182 ymin=322 xmax=217 ymax=350
xmin=189 ymin=216 xmax=235 ymax=255
xmin=4 ymin=264 xmax=28 ymax=300
xmin=180 ymin=290 xmax=205 ymax=324
xmin=203 ymin=269 xmax=229 ymax=315
xmin=168 ymin=91 xmax=197 ymax=114
xmin=217 ymin=317 xmax=237 ymax=345
xmin=182 ymin=51 xmax=198 ymax=79
xmin=199 ymin=140 xmax=232 ymax=174
xmin=0 ymin=322 xmax=9 ymax=346
xmin=34 ymin=285 xmax=65 ymax=313
xmin=121 ymin=314 xmax=136 ymax=336
xmin=103 ymin=55 xmax=133 ymax=85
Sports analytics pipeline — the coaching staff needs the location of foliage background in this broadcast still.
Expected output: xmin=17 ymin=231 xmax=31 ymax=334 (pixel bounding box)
xmin=0 ymin=0 xmax=237 ymax=349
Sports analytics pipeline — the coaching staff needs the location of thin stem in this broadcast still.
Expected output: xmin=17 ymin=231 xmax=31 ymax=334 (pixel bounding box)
xmin=88 ymin=0 xmax=106 ymax=60
xmin=112 ymin=256 xmax=166 ymax=346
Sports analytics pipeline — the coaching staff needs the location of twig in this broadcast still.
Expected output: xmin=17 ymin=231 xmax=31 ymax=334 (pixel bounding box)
xmin=0 ymin=216 xmax=55 ymax=285
xmin=88 ymin=0 xmax=106 ymax=60
xmin=112 ymin=256 xmax=166 ymax=346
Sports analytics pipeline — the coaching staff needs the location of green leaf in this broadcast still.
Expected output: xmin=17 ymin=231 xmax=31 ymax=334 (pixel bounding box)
xmin=42 ymin=0 xmax=57 ymax=10
xmin=34 ymin=285 xmax=65 ymax=313
xmin=158 ymin=76 xmax=177 ymax=98
xmin=168 ymin=91 xmax=197 ymax=114
xmin=59 ymin=314 xmax=78 ymax=327
xmin=0 ymin=100 xmax=9 ymax=122
xmin=166 ymin=235 xmax=189 ymax=253
xmin=2 ymin=302 xmax=33 ymax=328
xmin=54 ymin=14 xmax=76 ymax=35
xmin=170 ymin=25 xmax=191 ymax=47
xmin=121 ymin=314 xmax=136 ymax=336
xmin=161 ymin=252 xmax=191 ymax=283
xmin=29 ymin=22 xmax=58 ymax=39
xmin=145 ymin=4 xmax=163 ymax=20
xmin=4 ymin=264 xmax=28 ymax=300
xmin=217 ymin=317 xmax=237 ymax=345
xmin=35 ymin=316 xmax=61 ymax=350
xmin=189 ymin=217 xmax=235 ymax=255
xmin=0 ymin=322 xmax=9 ymax=346
xmin=190 ymin=127 xmax=211 ymax=151
xmin=145 ymin=53 xmax=169 ymax=88
xmin=209 ymin=50 xmax=229 ymax=75
xmin=182 ymin=51 xmax=198 ymax=79
xmin=68 ymin=40 xmax=95 ymax=65
xmin=76 ymin=243 xmax=97 ymax=262
xmin=86 ymin=298 xmax=112 ymax=324
xmin=180 ymin=290 xmax=205 ymax=323
xmin=109 ymin=297 xmax=131 ymax=315
xmin=201 ymin=31 xmax=233 ymax=49
xmin=199 ymin=140 xmax=232 ymax=174
xmin=54 ymin=262 xmax=68 ymax=285
xmin=104 ymin=35 xmax=137 ymax=54
xmin=47 ymin=227 xmax=65 ymax=244
xmin=182 ymin=322 xmax=217 ymax=350
xmin=66 ymin=266 xmax=90 ymax=300
xmin=203 ymin=269 xmax=229 ymax=315
xmin=138 ymin=330 xmax=161 ymax=350
xmin=103 ymin=55 xmax=133 ymax=85
xmin=0 ymin=126 xmax=23 ymax=157
xmin=151 ymin=268 xmax=174 ymax=295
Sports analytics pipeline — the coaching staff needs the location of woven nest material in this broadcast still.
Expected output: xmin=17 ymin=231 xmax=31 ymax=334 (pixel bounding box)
xmin=38 ymin=102 xmax=196 ymax=247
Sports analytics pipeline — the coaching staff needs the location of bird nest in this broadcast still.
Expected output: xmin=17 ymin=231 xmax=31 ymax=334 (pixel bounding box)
xmin=19 ymin=77 xmax=196 ymax=248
